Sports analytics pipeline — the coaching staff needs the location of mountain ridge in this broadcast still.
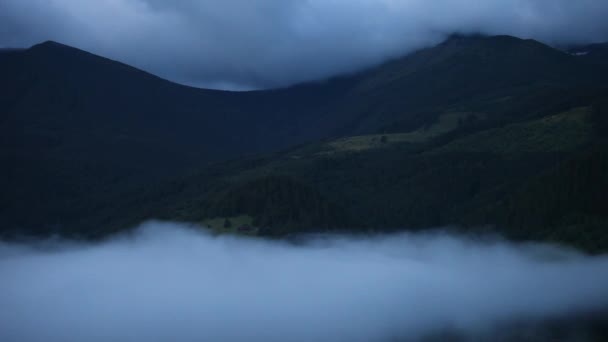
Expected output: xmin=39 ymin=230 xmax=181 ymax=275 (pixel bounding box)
xmin=1 ymin=34 xmax=608 ymax=247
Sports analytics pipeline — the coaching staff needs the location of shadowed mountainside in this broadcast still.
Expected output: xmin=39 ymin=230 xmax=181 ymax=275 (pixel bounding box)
xmin=1 ymin=35 xmax=608 ymax=246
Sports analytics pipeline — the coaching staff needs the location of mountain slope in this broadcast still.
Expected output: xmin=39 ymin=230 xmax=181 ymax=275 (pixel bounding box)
xmin=0 ymin=41 xmax=339 ymax=167
xmin=1 ymin=35 xmax=607 ymax=238
xmin=0 ymin=41 xmax=353 ymax=234
xmin=131 ymin=100 xmax=608 ymax=252
xmin=320 ymin=35 xmax=605 ymax=135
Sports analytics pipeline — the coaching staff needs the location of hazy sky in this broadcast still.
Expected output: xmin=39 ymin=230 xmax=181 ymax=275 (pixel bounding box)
xmin=1 ymin=0 xmax=608 ymax=89
xmin=1 ymin=221 xmax=608 ymax=341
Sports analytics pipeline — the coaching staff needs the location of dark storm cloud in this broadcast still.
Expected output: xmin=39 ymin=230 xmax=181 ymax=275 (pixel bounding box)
xmin=1 ymin=221 xmax=608 ymax=341
xmin=1 ymin=0 xmax=608 ymax=89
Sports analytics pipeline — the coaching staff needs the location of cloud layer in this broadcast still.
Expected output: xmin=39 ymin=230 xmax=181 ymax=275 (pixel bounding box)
xmin=1 ymin=221 xmax=608 ymax=341
xmin=1 ymin=0 xmax=608 ymax=89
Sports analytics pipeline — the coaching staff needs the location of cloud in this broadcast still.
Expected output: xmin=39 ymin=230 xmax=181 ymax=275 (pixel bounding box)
xmin=1 ymin=221 xmax=608 ymax=341
xmin=1 ymin=1 xmax=608 ymax=89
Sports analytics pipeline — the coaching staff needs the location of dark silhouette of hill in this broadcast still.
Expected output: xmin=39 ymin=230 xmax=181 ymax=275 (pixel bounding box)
xmin=1 ymin=35 xmax=607 ymax=241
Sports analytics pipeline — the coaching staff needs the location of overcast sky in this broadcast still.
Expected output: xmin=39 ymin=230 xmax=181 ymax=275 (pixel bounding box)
xmin=1 ymin=0 xmax=608 ymax=89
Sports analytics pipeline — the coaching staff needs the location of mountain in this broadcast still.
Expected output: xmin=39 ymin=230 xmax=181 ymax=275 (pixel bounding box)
xmin=124 ymin=105 xmax=608 ymax=252
xmin=0 ymin=41 xmax=338 ymax=165
xmin=0 ymin=41 xmax=351 ymax=234
xmin=323 ymin=34 xmax=605 ymax=134
xmin=1 ymin=35 xmax=608 ymax=247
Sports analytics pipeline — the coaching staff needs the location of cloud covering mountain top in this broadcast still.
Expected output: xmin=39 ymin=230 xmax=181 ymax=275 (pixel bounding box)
xmin=1 ymin=0 xmax=608 ymax=89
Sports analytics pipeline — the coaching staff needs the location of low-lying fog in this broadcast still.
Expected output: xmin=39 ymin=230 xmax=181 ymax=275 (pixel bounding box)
xmin=1 ymin=221 xmax=608 ymax=341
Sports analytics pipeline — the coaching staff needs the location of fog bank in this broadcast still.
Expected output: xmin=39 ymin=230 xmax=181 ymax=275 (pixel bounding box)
xmin=1 ymin=221 xmax=608 ymax=341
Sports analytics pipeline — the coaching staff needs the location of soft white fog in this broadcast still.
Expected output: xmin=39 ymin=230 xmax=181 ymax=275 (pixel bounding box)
xmin=1 ymin=221 xmax=607 ymax=341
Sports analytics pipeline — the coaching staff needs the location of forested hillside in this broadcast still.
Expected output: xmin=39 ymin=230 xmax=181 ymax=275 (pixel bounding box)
xmin=123 ymin=97 xmax=608 ymax=252
xmin=1 ymin=35 xmax=607 ymax=251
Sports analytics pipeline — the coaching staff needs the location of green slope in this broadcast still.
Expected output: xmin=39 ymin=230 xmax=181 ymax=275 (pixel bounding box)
xmin=432 ymin=107 xmax=593 ymax=154
xmin=121 ymin=94 xmax=608 ymax=252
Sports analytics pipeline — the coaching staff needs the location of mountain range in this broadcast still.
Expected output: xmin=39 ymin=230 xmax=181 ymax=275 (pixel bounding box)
xmin=1 ymin=34 xmax=607 ymax=252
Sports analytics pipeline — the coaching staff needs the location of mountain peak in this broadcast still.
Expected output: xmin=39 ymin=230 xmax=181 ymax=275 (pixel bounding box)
xmin=25 ymin=40 xmax=99 ymax=63
xmin=36 ymin=40 xmax=65 ymax=47
xmin=29 ymin=40 xmax=84 ymax=53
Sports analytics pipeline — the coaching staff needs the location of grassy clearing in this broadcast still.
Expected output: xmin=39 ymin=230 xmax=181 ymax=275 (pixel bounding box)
xmin=322 ymin=111 xmax=482 ymax=154
xmin=325 ymin=133 xmax=418 ymax=153
xmin=432 ymin=107 xmax=593 ymax=154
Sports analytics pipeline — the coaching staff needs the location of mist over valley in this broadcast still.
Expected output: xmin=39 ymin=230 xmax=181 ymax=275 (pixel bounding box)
xmin=2 ymin=221 xmax=608 ymax=341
